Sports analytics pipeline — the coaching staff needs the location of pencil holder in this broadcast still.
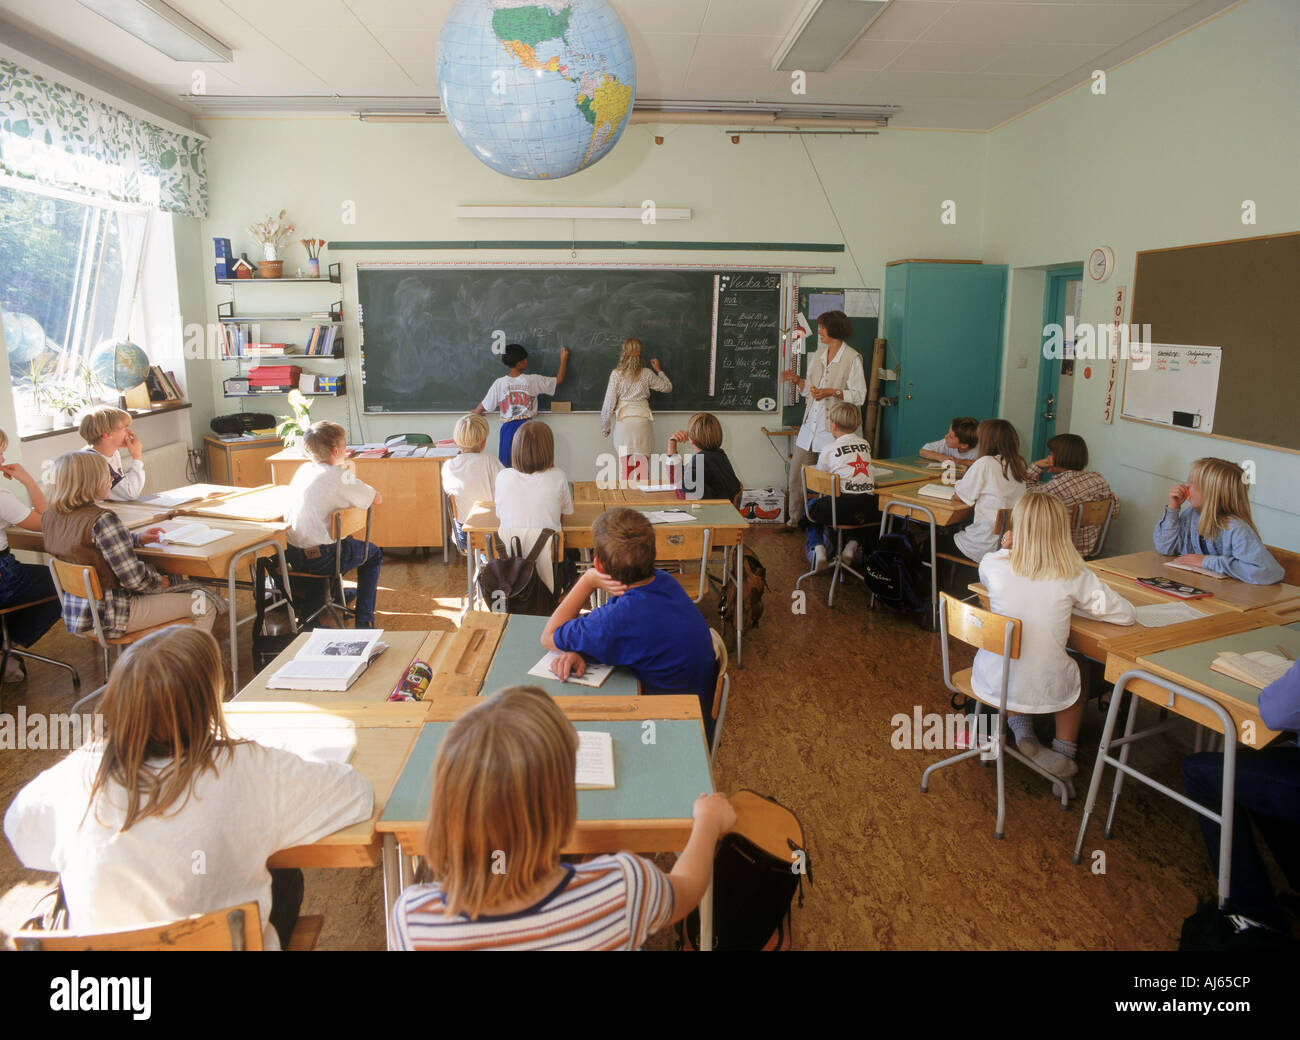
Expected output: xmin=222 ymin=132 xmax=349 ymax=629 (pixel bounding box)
xmin=307 ymin=258 xmax=320 ymax=278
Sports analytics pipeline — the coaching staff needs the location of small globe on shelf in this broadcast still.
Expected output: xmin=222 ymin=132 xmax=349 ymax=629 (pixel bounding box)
xmin=89 ymin=338 xmax=151 ymax=392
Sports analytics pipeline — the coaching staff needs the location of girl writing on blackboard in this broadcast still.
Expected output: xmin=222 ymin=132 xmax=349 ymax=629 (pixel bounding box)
xmin=1155 ymin=457 xmax=1284 ymax=584
xmin=600 ymin=338 xmax=672 ymax=483
xmin=778 ymin=310 xmax=867 ymax=529
xmin=473 ymin=343 xmax=570 ymax=468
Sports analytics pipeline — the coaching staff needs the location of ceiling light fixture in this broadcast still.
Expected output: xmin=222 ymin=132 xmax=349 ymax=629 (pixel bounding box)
xmin=76 ymin=0 xmax=232 ymax=62
xmin=771 ymin=0 xmax=891 ymax=73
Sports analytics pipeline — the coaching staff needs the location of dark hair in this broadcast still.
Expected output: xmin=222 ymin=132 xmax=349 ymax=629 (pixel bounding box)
xmin=817 ymin=310 xmax=852 ymax=342
xmin=592 ymin=508 xmax=656 ymax=585
xmin=502 ymin=343 xmax=528 ymax=368
xmin=1046 ymin=433 xmax=1088 ymax=471
xmin=975 ymin=419 xmax=1028 ymax=482
xmin=950 ymin=416 xmax=978 ymax=448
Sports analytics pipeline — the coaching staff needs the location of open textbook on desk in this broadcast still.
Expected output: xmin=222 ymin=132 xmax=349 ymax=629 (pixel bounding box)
xmin=267 ymin=629 xmax=389 ymax=691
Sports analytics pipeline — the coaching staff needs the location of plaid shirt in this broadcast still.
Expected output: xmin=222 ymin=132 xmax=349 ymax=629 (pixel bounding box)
xmin=1026 ymin=464 xmax=1119 ymax=557
xmin=58 ymin=513 xmax=166 ymax=638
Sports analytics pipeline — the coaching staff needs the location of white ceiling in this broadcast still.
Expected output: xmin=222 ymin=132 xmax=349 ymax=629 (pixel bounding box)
xmin=0 ymin=0 xmax=1241 ymax=129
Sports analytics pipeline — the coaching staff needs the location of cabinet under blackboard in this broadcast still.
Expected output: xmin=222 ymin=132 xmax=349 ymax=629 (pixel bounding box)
xmin=357 ymin=267 xmax=783 ymax=413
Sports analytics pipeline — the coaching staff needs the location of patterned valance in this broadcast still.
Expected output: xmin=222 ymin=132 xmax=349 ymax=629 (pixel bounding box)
xmin=0 ymin=56 xmax=207 ymax=218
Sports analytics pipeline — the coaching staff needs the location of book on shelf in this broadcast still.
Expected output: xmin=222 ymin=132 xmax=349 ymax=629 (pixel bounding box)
xmin=248 ymin=343 xmax=292 ymax=356
xmin=162 ymin=370 xmax=184 ymax=401
xmin=1209 ymin=650 xmax=1292 ymax=691
xmin=145 ymin=366 xmax=180 ymax=403
xmin=267 ymin=629 xmax=389 ymax=692
xmin=305 ymin=325 xmax=340 ymax=356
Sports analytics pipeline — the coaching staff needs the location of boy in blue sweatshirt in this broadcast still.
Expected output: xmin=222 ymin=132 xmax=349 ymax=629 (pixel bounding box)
xmin=541 ymin=508 xmax=718 ymax=742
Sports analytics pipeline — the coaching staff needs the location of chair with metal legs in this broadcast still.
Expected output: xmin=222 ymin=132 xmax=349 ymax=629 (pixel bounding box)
xmin=0 ymin=598 xmax=80 ymax=709
xmin=794 ymin=466 xmax=865 ymax=608
xmin=286 ymin=507 xmax=374 ymax=627
xmin=921 ymin=593 xmax=1074 ymax=838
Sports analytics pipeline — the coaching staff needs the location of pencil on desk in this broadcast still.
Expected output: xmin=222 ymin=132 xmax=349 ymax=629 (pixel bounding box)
xmin=1277 ymin=644 xmax=1294 ymax=661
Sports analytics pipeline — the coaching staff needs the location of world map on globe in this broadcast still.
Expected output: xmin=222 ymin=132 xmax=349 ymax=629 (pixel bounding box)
xmin=437 ymin=0 xmax=636 ymax=180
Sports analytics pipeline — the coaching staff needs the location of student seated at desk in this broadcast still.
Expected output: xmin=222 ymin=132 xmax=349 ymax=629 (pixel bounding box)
xmin=1182 ymin=658 xmax=1300 ymax=932
xmin=918 ymin=415 xmax=979 ymax=464
xmin=284 ymin=420 xmax=384 ymax=627
xmin=541 ymin=508 xmax=718 ymax=743
xmin=1154 ymin=457 xmax=1284 ymax=584
xmin=78 ymin=406 xmax=145 ymax=502
xmin=1026 ymin=433 xmax=1118 ymax=557
xmin=666 ymin=412 xmax=742 ymax=503
xmin=494 ymin=420 xmax=575 ymax=592
xmin=3 ymin=628 xmax=373 ymax=950
xmin=934 ymin=419 xmax=1027 ymax=563
xmin=42 ymin=452 xmax=218 ymax=637
xmin=390 ymin=685 xmax=735 ymax=950
xmin=0 ymin=428 xmax=61 ymax=681
xmin=805 ymin=401 xmax=878 ymax=571
xmin=977 ymin=495 xmax=1135 ymax=778
xmin=441 ymin=413 xmax=503 ymax=552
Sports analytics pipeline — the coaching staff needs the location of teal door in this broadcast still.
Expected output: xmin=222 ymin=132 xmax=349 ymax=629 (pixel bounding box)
xmin=881 ymin=262 xmax=1008 ymax=455
xmin=1031 ymin=267 xmax=1083 ymax=462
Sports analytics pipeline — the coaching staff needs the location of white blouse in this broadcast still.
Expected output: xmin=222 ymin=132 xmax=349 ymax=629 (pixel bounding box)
xmin=794 ymin=344 xmax=868 ymax=453
xmin=973 ymin=550 xmax=1135 ymax=713
xmin=601 ymin=368 xmax=673 ymax=436
xmin=953 ymin=455 xmax=1027 ymax=561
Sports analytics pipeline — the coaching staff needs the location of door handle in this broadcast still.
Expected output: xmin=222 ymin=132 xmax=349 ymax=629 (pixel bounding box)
xmin=1042 ymin=394 xmax=1055 ymax=421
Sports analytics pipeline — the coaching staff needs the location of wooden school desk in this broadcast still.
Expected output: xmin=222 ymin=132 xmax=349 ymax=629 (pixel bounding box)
xmin=967 ymin=571 xmax=1236 ymax=664
xmin=874 ymin=455 xmax=971 ymax=478
xmin=8 ymin=514 xmax=294 ymax=690
xmin=221 ymin=700 xmax=428 ymax=870
xmin=478 ymin=613 xmax=641 ymax=697
xmin=233 ymin=630 xmax=435 ymax=703
xmin=877 ymin=479 xmax=973 ymax=627
xmin=269 ymin=449 xmax=451 ymax=550
xmin=621 ymin=502 xmax=752 ymax=667
xmin=377 ymin=695 xmax=715 ymax=949
xmin=1090 ymin=550 xmax=1300 ymax=614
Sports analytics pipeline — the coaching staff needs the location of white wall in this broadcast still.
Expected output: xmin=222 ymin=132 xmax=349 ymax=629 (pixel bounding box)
xmin=196 ymin=118 xmax=988 ymax=486
xmin=984 ymin=0 xmax=1300 ymax=554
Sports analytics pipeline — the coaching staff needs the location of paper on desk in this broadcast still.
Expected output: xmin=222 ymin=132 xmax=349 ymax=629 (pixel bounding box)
xmin=870 ymin=467 xmax=894 ymax=479
xmin=1134 ymin=602 xmax=1209 ymax=628
xmin=529 ymin=652 xmax=613 ymax=688
xmin=158 ymin=522 xmax=233 ymax=547
xmin=636 ymin=483 xmax=677 ymax=493
xmin=645 ymin=509 xmax=694 ymax=524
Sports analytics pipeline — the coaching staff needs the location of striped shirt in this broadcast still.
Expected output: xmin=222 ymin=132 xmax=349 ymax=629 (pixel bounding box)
xmin=390 ymin=852 xmax=675 ymax=951
xmin=1025 ymin=463 xmax=1119 ymax=557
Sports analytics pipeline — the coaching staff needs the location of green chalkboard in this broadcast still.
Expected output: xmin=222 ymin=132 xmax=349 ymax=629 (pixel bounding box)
xmin=356 ymin=267 xmax=783 ymax=413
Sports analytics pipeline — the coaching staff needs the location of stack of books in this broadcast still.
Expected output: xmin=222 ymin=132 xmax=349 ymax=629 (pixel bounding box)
xmin=304 ymin=326 xmax=340 ymax=356
xmin=145 ymin=366 xmax=184 ymax=403
xmin=246 ymin=365 xmax=303 ymax=395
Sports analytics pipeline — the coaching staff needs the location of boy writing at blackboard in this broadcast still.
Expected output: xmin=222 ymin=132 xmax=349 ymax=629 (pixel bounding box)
xmin=473 ymin=344 xmax=570 ymax=468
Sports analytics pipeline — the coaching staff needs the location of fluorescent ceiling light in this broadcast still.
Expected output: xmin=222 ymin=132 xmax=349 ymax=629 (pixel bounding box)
xmin=455 ymin=206 xmax=691 ymax=221
xmin=76 ymin=0 xmax=232 ymax=62
xmin=772 ymin=0 xmax=891 ymax=72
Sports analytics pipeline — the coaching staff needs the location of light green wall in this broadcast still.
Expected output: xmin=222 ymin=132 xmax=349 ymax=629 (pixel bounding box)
xmin=984 ymin=0 xmax=1300 ymax=554
xmin=196 ymin=118 xmax=987 ymax=484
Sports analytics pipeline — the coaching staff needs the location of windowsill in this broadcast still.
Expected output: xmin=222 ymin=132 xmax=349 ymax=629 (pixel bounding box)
xmin=18 ymin=400 xmax=192 ymax=443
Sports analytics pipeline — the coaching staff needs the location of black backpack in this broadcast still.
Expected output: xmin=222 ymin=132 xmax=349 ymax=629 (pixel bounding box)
xmin=863 ymin=529 xmax=929 ymax=615
xmin=252 ymin=556 xmax=299 ymax=672
xmin=477 ymin=530 xmax=560 ymax=617
xmin=679 ymin=791 xmax=809 ymax=951
xmin=1179 ymin=901 xmax=1299 ymax=950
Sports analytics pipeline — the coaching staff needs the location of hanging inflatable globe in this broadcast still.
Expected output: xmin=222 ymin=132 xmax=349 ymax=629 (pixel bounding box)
xmin=437 ymin=0 xmax=636 ymax=180
xmin=2 ymin=309 xmax=58 ymax=379
xmin=89 ymin=338 xmax=150 ymax=391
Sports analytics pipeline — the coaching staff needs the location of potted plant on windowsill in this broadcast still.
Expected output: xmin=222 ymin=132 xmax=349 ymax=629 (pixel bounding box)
xmin=21 ymin=355 xmax=61 ymax=432
xmin=276 ymin=388 xmax=313 ymax=451
xmin=248 ymin=209 xmax=295 ymax=279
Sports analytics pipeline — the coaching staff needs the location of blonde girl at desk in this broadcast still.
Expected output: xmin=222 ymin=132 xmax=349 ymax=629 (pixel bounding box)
xmin=390 ymin=685 xmax=736 ymax=950
xmin=1155 ymin=457 xmax=1284 ymax=584
xmin=977 ymin=494 xmax=1135 ymax=779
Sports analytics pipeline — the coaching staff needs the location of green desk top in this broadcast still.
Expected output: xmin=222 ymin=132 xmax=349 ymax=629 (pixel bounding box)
xmin=481 ymin=614 xmax=640 ymax=698
xmin=1142 ymin=625 xmax=1300 ymax=707
xmin=380 ymin=719 xmax=712 ymax=826
xmin=626 ymin=503 xmax=746 ymax=526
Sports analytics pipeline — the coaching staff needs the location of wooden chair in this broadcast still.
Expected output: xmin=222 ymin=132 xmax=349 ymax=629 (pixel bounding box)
xmin=921 ymin=593 xmax=1073 ymax=839
xmin=0 ymin=596 xmax=80 ymax=710
xmin=1267 ymin=544 xmax=1300 ymax=587
xmin=47 ymin=559 xmax=200 ymax=679
xmin=795 ymin=466 xmax=866 ymax=607
xmin=1071 ymin=498 xmax=1116 ymax=559
xmin=12 ymin=901 xmax=323 ymax=951
xmin=285 ymin=507 xmax=373 ymax=627
xmin=708 ymin=628 xmax=730 ymax=770
xmin=656 ymin=525 xmax=712 ymax=604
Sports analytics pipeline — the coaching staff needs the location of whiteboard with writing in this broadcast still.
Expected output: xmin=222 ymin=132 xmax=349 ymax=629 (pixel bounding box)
xmin=1121 ymin=343 xmax=1222 ymax=433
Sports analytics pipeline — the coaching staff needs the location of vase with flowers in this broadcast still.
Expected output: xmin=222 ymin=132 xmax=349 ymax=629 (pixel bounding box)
xmin=248 ymin=209 xmax=295 ymax=279
xmin=300 ymin=238 xmax=325 ymax=278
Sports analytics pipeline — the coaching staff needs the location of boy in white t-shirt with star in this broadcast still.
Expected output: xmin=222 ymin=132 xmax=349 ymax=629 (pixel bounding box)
xmin=805 ymin=401 xmax=879 ymax=570
xmin=472 ymin=343 xmax=570 ymax=467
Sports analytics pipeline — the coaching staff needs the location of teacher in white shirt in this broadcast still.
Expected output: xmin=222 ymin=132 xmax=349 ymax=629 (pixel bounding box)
xmin=778 ymin=310 xmax=867 ymax=528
